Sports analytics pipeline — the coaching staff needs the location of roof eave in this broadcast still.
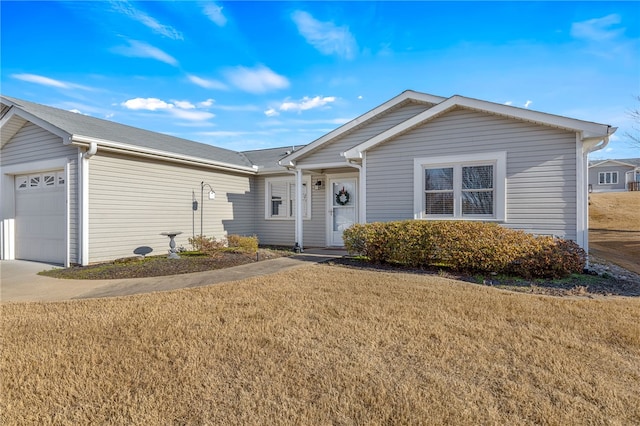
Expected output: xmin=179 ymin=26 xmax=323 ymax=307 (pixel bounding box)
xmin=70 ymin=134 xmax=258 ymax=174
xmin=280 ymin=90 xmax=447 ymax=164
xmin=344 ymin=95 xmax=616 ymax=157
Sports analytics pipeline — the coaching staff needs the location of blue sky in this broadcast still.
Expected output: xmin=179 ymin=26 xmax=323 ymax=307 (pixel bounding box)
xmin=1 ymin=1 xmax=638 ymax=159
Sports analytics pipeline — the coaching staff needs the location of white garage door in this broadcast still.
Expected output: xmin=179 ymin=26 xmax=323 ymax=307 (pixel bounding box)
xmin=15 ymin=171 xmax=66 ymax=264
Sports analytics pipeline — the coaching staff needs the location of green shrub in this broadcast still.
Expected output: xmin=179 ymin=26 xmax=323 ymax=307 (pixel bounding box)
xmin=343 ymin=220 xmax=586 ymax=279
xmin=227 ymin=234 xmax=259 ymax=253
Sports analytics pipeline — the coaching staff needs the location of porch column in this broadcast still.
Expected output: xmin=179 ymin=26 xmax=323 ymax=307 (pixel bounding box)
xmin=295 ymin=168 xmax=304 ymax=251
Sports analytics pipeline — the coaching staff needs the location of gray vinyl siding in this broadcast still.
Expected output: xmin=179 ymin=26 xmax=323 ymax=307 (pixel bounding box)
xmin=253 ymin=173 xmax=326 ymax=247
xmin=1 ymin=122 xmax=76 ymax=166
xmin=88 ymin=152 xmax=253 ymax=263
xmin=297 ymin=102 xmax=431 ymax=166
xmin=588 ymin=164 xmax=632 ymax=191
xmin=1 ymin=122 xmax=80 ymax=263
xmin=306 ymin=175 xmax=326 ymax=246
xmin=365 ymin=108 xmax=579 ymax=241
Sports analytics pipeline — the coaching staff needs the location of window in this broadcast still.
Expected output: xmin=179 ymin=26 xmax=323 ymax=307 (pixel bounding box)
xmin=598 ymin=171 xmax=618 ymax=185
xmin=43 ymin=173 xmax=56 ymax=186
xmin=414 ymin=152 xmax=506 ymax=221
xmin=29 ymin=175 xmax=41 ymax=188
xmin=265 ymin=177 xmax=311 ymax=220
xmin=15 ymin=175 xmax=28 ymax=190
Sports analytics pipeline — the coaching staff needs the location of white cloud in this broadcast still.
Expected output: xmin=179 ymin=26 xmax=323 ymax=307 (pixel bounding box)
xmin=224 ymin=65 xmax=289 ymax=94
xmin=111 ymin=1 xmax=183 ymax=40
xmin=12 ymin=73 xmax=94 ymax=91
xmin=291 ymin=10 xmax=358 ymax=59
xmin=173 ymin=100 xmax=196 ymax=109
xmin=121 ymin=97 xmax=214 ymax=122
xmin=202 ymin=2 xmax=227 ymax=26
xmin=111 ymin=40 xmax=178 ymax=66
xmin=571 ymin=14 xmax=624 ymax=42
xmin=199 ymin=99 xmax=214 ymax=107
xmin=264 ymin=108 xmax=279 ymax=117
xmin=504 ymin=101 xmax=513 ymax=106
xmin=122 ymin=97 xmax=174 ymax=111
xmin=170 ymin=109 xmax=215 ymax=121
xmin=187 ymin=74 xmax=228 ymax=90
xmin=524 ymin=100 xmax=532 ymax=108
xmin=68 ymin=109 xmax=88 ymax=115
xmin=278 ymin=96 xmax=337 ymax=113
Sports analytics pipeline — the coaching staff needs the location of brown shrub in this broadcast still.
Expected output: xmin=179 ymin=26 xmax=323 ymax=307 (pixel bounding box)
xmin=188 ymin=235 xmax=226 ymax=256
xmin=227 ymin=234 xmax=259 ymax=253
xmin=343 ymin=220 xmax=586 ymax=278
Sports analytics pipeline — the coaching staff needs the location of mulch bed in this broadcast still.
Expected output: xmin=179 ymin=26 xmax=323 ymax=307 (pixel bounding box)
xmin=40 ymin=250 xmax=290 ymax=280
xmin=325 ymin=257 xmax=640 ymax=298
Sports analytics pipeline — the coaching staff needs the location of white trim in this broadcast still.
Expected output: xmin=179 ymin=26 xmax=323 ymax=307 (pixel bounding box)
xmin=597 ymin=171 xmax=619 ymax=185
xmin=264 ymin=175 xmax=311 ymax=220
xmin=590 ymin=159 xmax=637 ymax=168
xmin=80 ymin=149 xmax=90 ymax=265
xmin=70 ymin=135 xmax=257 ymax=174
xmin=295 ymin=169 xmax=303 ymax=250
xmin=279 ymin=90 xmax=446 ymax=166
xmin=413 ymin=152 xmax=506 ymax=221
xmin=292 ymin=161 xmax=355 ymax=171
xmin=325 ymin=172 xmax=359 ymax=246
xmin=0 ymin=157 xmax=70 ymax=265
xmin=360 ymin=152 xmax=367 ymax=223
xmin=0 ymin=106 xmax=71 ymax=146
xmin=576 ymin=136 xmax=587 ymax=250
xmin=344 ymin=95 xmax=614 ymax=159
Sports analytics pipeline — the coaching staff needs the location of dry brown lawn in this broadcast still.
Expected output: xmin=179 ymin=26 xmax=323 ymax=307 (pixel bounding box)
xmin=589 ymin=191 xmax=640 ymax=274
xmin=2 ymin=265 xmax=639 ymax=425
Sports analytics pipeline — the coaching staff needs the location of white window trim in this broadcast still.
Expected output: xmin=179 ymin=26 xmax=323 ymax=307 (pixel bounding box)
xmin=265 ymin=176 xmax=311 ymax=220
xmin=598 ymin=171 xmax=618 ymax=185
xmin=414 ymin=152 xmax=506 ymax=221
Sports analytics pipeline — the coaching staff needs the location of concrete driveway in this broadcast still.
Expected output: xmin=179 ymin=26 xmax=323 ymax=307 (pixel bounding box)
xmin=1 ymin=249 xmax=346 ymax=303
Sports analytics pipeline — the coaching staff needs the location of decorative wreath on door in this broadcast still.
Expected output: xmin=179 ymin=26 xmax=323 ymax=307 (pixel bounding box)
xmin=335 ymin=186 xmax=350 ymax=206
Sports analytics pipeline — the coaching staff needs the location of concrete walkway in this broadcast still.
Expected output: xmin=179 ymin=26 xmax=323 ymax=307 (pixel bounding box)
xmin=1 ymin=249 xmax=347 ymax=303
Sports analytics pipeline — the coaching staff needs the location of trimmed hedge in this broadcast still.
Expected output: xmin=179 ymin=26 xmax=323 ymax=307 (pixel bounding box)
xmin=343 ymin=221 xmax=586 ymax=279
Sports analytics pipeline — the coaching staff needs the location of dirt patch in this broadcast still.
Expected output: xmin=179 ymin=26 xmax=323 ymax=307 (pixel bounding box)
xmin=589 ymin=191 xmax=640 ymax=275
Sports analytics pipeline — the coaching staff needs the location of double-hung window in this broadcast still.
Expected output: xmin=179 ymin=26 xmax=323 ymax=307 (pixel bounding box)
xmin=598 ymin=171 xmax=618 ymax=185
xmin=265 ymin=177 xmax=311 ymax=220
xmin=415 ymin=152 xmax=506 ymax=221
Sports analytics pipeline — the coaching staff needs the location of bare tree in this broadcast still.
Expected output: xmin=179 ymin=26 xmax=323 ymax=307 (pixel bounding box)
xmin=626 ymin=95 xmax=640 ymax=147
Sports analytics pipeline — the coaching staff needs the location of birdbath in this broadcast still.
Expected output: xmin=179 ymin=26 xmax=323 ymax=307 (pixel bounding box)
xmin=160 ymin=231 xmax=182 ymax=259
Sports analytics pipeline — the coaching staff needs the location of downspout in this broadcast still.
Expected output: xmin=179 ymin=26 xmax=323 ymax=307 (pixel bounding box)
xmin=579 ymin=129 xmax=613 ymax=263
xmin=80 ymin=142 xmax=98 ymax=265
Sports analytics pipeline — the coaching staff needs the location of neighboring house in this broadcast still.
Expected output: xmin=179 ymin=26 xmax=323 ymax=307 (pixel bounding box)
xmin=588 ymin=158 xmax=640 ymax=192
xmin=1 ymin=91 xmax=615 ymax=266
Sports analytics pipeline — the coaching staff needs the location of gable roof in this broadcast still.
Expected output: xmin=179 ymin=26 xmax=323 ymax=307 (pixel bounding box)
xmin=589 ymin=158 xmax=640 ymax=168
xmin=1 ymin=95 xmax=257 ymax=173
xmin=341 ymin=94 xmax=616 ymax=160
xmin=279 ymin=90 xmax=446 ymax=166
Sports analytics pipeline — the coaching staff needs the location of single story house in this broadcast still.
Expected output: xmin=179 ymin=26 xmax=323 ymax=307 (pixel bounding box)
xmin=588 ymin=158 xmax=640 ymax=192
xmin=1 ymin=90 xmax=615 ymax=266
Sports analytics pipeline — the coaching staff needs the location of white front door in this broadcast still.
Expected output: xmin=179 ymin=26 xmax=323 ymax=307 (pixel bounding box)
xmin=328 ymin=176 xmax=357 ymax=246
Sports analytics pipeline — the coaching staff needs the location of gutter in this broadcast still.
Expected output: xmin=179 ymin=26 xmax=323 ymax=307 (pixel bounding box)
xmin=69 ymin=134 xmax=258 ymax=175
xmin=582 ymin=128 xmax=616 ymax=155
